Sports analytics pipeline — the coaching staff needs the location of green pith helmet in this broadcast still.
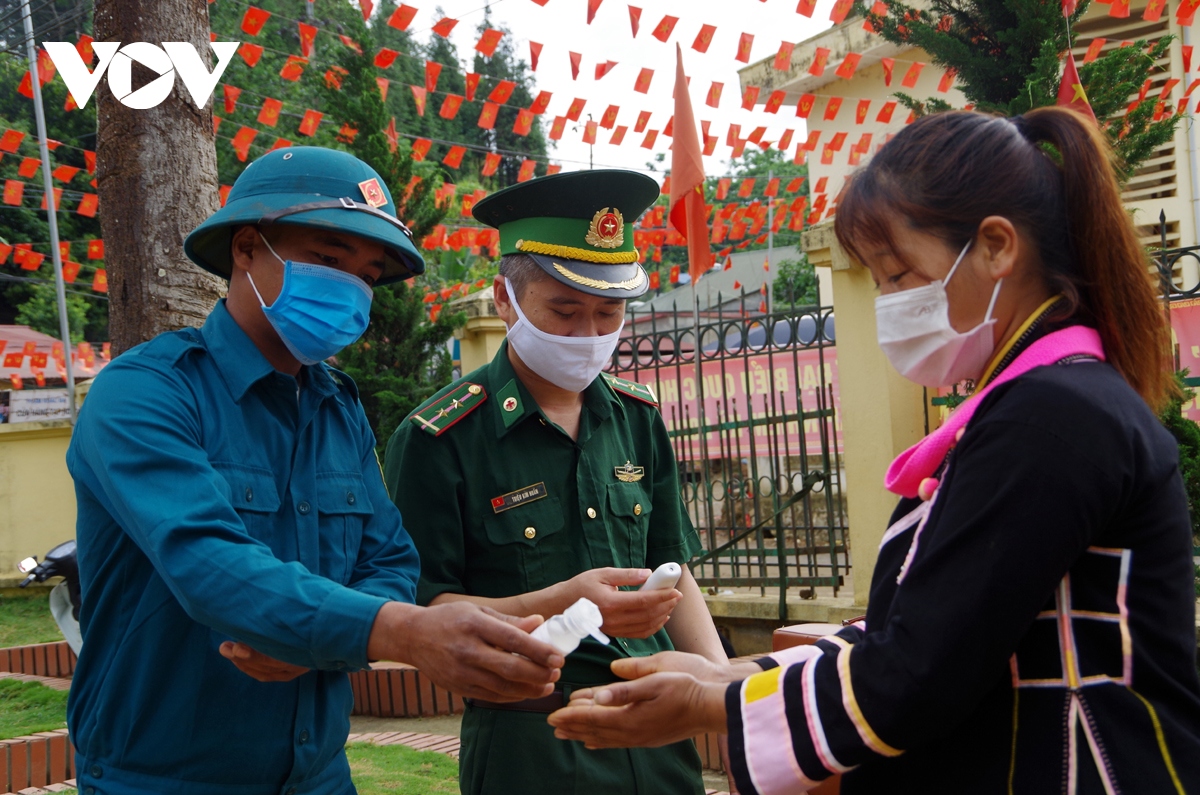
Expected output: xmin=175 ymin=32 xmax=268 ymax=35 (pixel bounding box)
xmin=472 ymin=169 xmax=658 ymax=299
xmin=184 ymin=146 xmax=424 ymax=285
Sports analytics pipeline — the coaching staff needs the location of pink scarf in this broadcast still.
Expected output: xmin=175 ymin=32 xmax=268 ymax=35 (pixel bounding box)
xmin=885 ymin=326 xmax=1106 ymax=498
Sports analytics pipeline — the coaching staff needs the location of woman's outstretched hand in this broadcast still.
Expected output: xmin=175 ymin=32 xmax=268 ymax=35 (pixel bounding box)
xmin=547 ymin=672 xmax=727 ymax=749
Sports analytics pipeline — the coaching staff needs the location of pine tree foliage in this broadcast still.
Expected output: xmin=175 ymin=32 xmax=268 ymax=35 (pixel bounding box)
xmin=856 ymin=0 xmax=1179 ymax=179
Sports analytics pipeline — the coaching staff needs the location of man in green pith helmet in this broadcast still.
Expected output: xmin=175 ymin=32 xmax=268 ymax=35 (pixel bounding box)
xmin=385 ymin=169 xmax=727 ymax=795
xmin=66 ymin=146 xmax=564 ymax=795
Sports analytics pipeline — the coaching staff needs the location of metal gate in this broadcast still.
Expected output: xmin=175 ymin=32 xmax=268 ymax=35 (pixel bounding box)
xmin=610 ymin=287 xmax=848 ymax=614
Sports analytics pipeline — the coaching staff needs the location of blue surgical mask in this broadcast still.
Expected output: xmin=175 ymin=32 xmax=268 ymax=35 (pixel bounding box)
xmin=247 ymin=234 xmax=374 ymax=366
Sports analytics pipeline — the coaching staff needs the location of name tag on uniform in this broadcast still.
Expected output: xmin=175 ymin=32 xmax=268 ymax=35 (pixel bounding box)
xmin=490 ymin=482 xmax=548 ymax=513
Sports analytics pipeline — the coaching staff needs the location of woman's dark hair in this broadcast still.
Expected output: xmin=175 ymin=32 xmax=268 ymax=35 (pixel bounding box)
xmin=834 ymin=107 xmax=1173 ymax=411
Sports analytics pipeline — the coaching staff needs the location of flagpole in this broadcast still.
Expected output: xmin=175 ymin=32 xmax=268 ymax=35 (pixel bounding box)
xmin=21 ymin=0 xmax=76 ymax=423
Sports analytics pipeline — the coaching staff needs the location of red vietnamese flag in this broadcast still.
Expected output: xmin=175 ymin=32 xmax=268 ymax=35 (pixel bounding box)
xmin=87 ymin=239 xmax=104 ymax=260
xmin=824 ymin=97 xmax=843 ymax=120
xmin=388 ymin=4 xmax=418 ymax=30
xmin=937 ymin=68 xmax=957 ymax=92
xmin=652 ymin=15 xmax=678 ymax=41
xmin=588 ymin=0 xmax=604 ymax=23
xmin=92 ymin=268 xmax=108 ymax=293
xmin=774 ymin=42 xmax=795 ymax=71
xmin=280 ymin=56 xmax=307 ymax=81
xmin=611 ymin=125 xmax=629 ymax=144
xmin=63 ymin=261 xmax=80 ymax=283
xmin=901 ymin=62 xmax=925 ymax=88
xmin=514 ymin=109 xmax=535 ymax=136
xmin=876 ymin=100 xmax=897 ymax=122
xmin=738 ymin=180 xmax=754 ymax=198
xmin=84 ymin=150 xmax=96 ymax=174
xmin=669 ymin=265 xmax=680 ymax=283
xmin=796 ymin=0 xmax=817 ymax=15
xmin=466 ymin=73 xmax=481 ymax=102
xmin=569 ymin=51 xmax=582 ymax=80
xmin=549 ymin=115 xmax=567 ymax=140
xmin=269 ymin=138 xmax=292 ymax=152
xmin=338 ymin=124 xmax=359 ymax=144
xmin=1057 ymin=53 xmax=1096 ymax=122
xmin=476 ymin=29 xmax=503 ymax=56
xmin=238 ymin=43 xmax=264 ymax=67
xmin=359 ymin=0 xmax=373 ymax=20
xmin=517 ymin=160 xmax=537 ymax=182
xmin=76 ymin=193 xmax=98 ymax=217
xmin=642 ymin=129 xmax=659 ymax=148
xmin=439 ymin=94 xmax=464 ymax=119
xmin=21 ymin=250 xmax=44 ymax=270
xmin=1084 ymin=39 xmax=1106 ymax=63
xmin=693 ymin=24 xmax=716 ymax=53
xmin=716 ymin=178 xmax=731 ymax=199
xmin=778 ymin=129 xmax=794 ymax=150
xmin=375 ymin=48 xmax=399 ymax=68
xmin=583 ymin=121 xmax=598 ymax=144
xmin=489 ymin=80 xmax=516 ymax=103
xmin=231 ymin=126 xmax=258 ymax=161
xmin=796 ymin=93 xmax=816 ymax=118
xmin=600 ymin=104 xmax=620 ymax=128
xmin=809 ymin=47 xmax=830 ymax=75
xmin=1184 ymin=44 xmax=1193 ymax=72
xmin=325 ymin=66 xmax=348 ymax=90
xmin=835 ymin=52 xmax=862 ymax=79
xmin=764 ymin=178 xmax=780 ymax=197
xmin=425 ymin=61 xmax=442 ymax=93
xmin=8 ymin=374 xmax=21 ymax=390
xmin=482 ymin=152 xmax=502 ymax=176
xmin=241 ymin=6 xmax=270 ymax=35
xmin=405 ymin=84 xmax=423 ymax=117
xmin=385 ymin=117 xmax=399 ymax=152
xmin=595 ymin=60 xmax=618 ymax=79
xmin=530 ymin=90 xmax=553 ymax=114
xmin=827 ymin=133 xmax=847 ymax=152
xmin=649 ymin=271 xmax=660 ymax=289
xmin=432 ymin=17 xmax=458 ymax=37
xmin=567 ymin=98 xmax=588 ymax=121
xmin=881 ymin=57 xmax=895 ymax=85
xmin=17 ymin=157 xmax=37 ymax=178
xmin=668 ymin=46 xmax=712 ymax=283
xmin=17 ymin=71 xmax=32 ymax=99
xmin=376 ymin=77 xmax=389 ymax=101
xmin=411 ymin=139 xmax=432 ymax=161
xmin=786 ymin=177 xmax=804 ymax=193
xmin=635 ymin=110 xmax=651 ymax=132
xmin=477 ymin=102 xmax=499 ymax=129
xmin=706 ymin=82 xmax=723 ymax=107
xmin=52 ymin=165 xmax=80 ymax=182
xmin=764 ymin=90 xmax=786 ymax=113
xmin=741 ymin=86 xmax=761 ymax=109
xmin=736 ymin=33 xmax=755 ymax=63
xmin=442 ymin=146 xmax=466 ymax=169
xmin=629 ymin=5 xmax=642 ymax=36
xmin=726 ymin=123 xmax=741 ymax=146
xmin=76 ymin=33 xmax=94 ymax=62
xmin=1109 ymin=0 xmax=1130 ymax=18
xmin=634 ymin=68 xmax=654 ymax=93
xmin=338 ymin=35 xmax=362 ymax=54
xmin=530 ymin=41 xmax=543 ymax=71
xmin=1143 ymin=0 xmax=1165 ymax=20
xmin=856 ymin=99 xmax=871 ymax=123
xmin=257 ymin=97 xmax=282 ymax=127
xmin=297 ymin=22 xmax=317 ymax=57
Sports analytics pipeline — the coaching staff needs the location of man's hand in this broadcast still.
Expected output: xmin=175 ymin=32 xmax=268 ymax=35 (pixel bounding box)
xmin=548 ymin=672 xmax=727 ymax=749
xmin=219 ymin=642 xmax=309 ymax=683
xmin=560 ymin=567 xmax=681 ymax=639
xmin=369 ymin=601 xmax=565 ymax=703
xmin=611 ymin=650 xmax=762 ymax=684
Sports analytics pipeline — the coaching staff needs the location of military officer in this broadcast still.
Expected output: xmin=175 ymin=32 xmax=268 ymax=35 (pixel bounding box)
xmin=385 ymin=170 xmax=727 ymax=795
xmin=66 ymin=147 xmax=563 ymax=795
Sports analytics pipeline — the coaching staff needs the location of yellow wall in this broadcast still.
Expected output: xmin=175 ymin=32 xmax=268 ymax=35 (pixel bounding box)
xmin=0 ymin=384 xmax=88 ymax=587
xmin=457 ymin=316 xmax=508 ymax=376
xmin=804 ymin=223 xmax=927 ymax=606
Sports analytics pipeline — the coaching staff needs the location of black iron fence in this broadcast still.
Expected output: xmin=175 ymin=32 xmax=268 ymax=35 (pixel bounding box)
xmin=609 ymin=287 xmax=847 ymax=616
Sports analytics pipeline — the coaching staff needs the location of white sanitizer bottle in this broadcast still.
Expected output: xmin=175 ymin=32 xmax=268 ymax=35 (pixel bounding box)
xmin=530 ymin=597 xmax=610 ymax=656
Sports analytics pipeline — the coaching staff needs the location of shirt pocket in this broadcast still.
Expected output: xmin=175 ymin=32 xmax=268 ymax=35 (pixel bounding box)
xmin=606 ymin=482 xmax=653 ymax=568
xmin=481 ymin=496 xmax=565 ymax=594
xmin=316 ymin=472 xmax=374 ymax=584
xmin=212 ymin=463 xmax=281 ymax=545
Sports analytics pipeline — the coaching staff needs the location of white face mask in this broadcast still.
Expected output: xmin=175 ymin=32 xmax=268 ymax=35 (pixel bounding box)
xmin=504 ymin=277 xmax=624 ymax=393
xmin=874 ymin=239 xmax=1003 ymax=388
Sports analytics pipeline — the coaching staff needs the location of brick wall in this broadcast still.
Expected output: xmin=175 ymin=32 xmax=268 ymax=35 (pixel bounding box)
xmin=0 ymin=730 xmax=74 ymax=793
xmin=0 ymin=642 xmax=75 ymax=678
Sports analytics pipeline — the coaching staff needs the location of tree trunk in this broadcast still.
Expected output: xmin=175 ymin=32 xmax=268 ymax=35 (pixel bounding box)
xmin=95 ymin=0 xmax=225 ymax=355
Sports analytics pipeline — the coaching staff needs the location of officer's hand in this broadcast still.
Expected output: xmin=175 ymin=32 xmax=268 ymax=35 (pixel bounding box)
xmin=219 ymin=641 xmax=310 ymax=683
xmin=548 ymin=672 xmax=727 ymax=749
xmin=564 ymin=568 xmax=681 ymax=639
xmin=370 ymin=601 xmax=565 ymax=703
xmin=611 ymin=650 xmax=758 ymax=684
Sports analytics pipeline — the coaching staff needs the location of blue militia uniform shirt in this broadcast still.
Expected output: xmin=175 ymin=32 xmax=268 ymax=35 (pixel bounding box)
xmin=65 ymin=300 xmax=420 ymax=795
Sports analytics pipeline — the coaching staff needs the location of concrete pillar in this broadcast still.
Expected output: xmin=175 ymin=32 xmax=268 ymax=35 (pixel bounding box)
xmin=803 ymin=222 xmax=927 ymax=607
xmin=450 ymin=287 xmax=508 ymax=375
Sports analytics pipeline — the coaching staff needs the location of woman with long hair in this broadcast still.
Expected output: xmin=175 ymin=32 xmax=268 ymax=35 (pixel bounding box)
xmin=548 ymin=107 xmax=1200 ymax=793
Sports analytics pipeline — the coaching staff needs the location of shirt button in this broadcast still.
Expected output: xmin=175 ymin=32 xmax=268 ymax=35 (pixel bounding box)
xmin=297 ymin=501 xmax=311 ymax=515
xmin=299 ymin=729 xmax=310 ymax=744
xmin=347 ymin=492 xmax=356 ymax=505
xmin=245 ymin=487 xmax=254 ymax=502
xmin=524 ymin=527 xmax=536 ymax=539
xmin=634 ymin=504 xmax=643 ymax=516
xmin=90 ymin=765 xmax=103 ymax=778
xmin=587 ymin=507 xmax=597 ymax=519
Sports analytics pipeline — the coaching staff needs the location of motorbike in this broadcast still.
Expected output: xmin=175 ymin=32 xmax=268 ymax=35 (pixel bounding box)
xmin=17 ymin=539 xmax=82 ymax=656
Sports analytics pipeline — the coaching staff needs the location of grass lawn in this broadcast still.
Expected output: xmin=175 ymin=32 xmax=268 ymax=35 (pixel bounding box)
xmin=0 ymin=590 xmax=63 ymax=648
xmin=346 ymin=743 xmax=460 ymax=795
xmin=0 ymin=679 xmax=69 ymax=740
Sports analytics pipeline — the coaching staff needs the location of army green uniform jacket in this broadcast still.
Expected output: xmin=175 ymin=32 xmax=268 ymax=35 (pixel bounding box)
xmin=384 ymin=341 xmax=705 ymax=795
